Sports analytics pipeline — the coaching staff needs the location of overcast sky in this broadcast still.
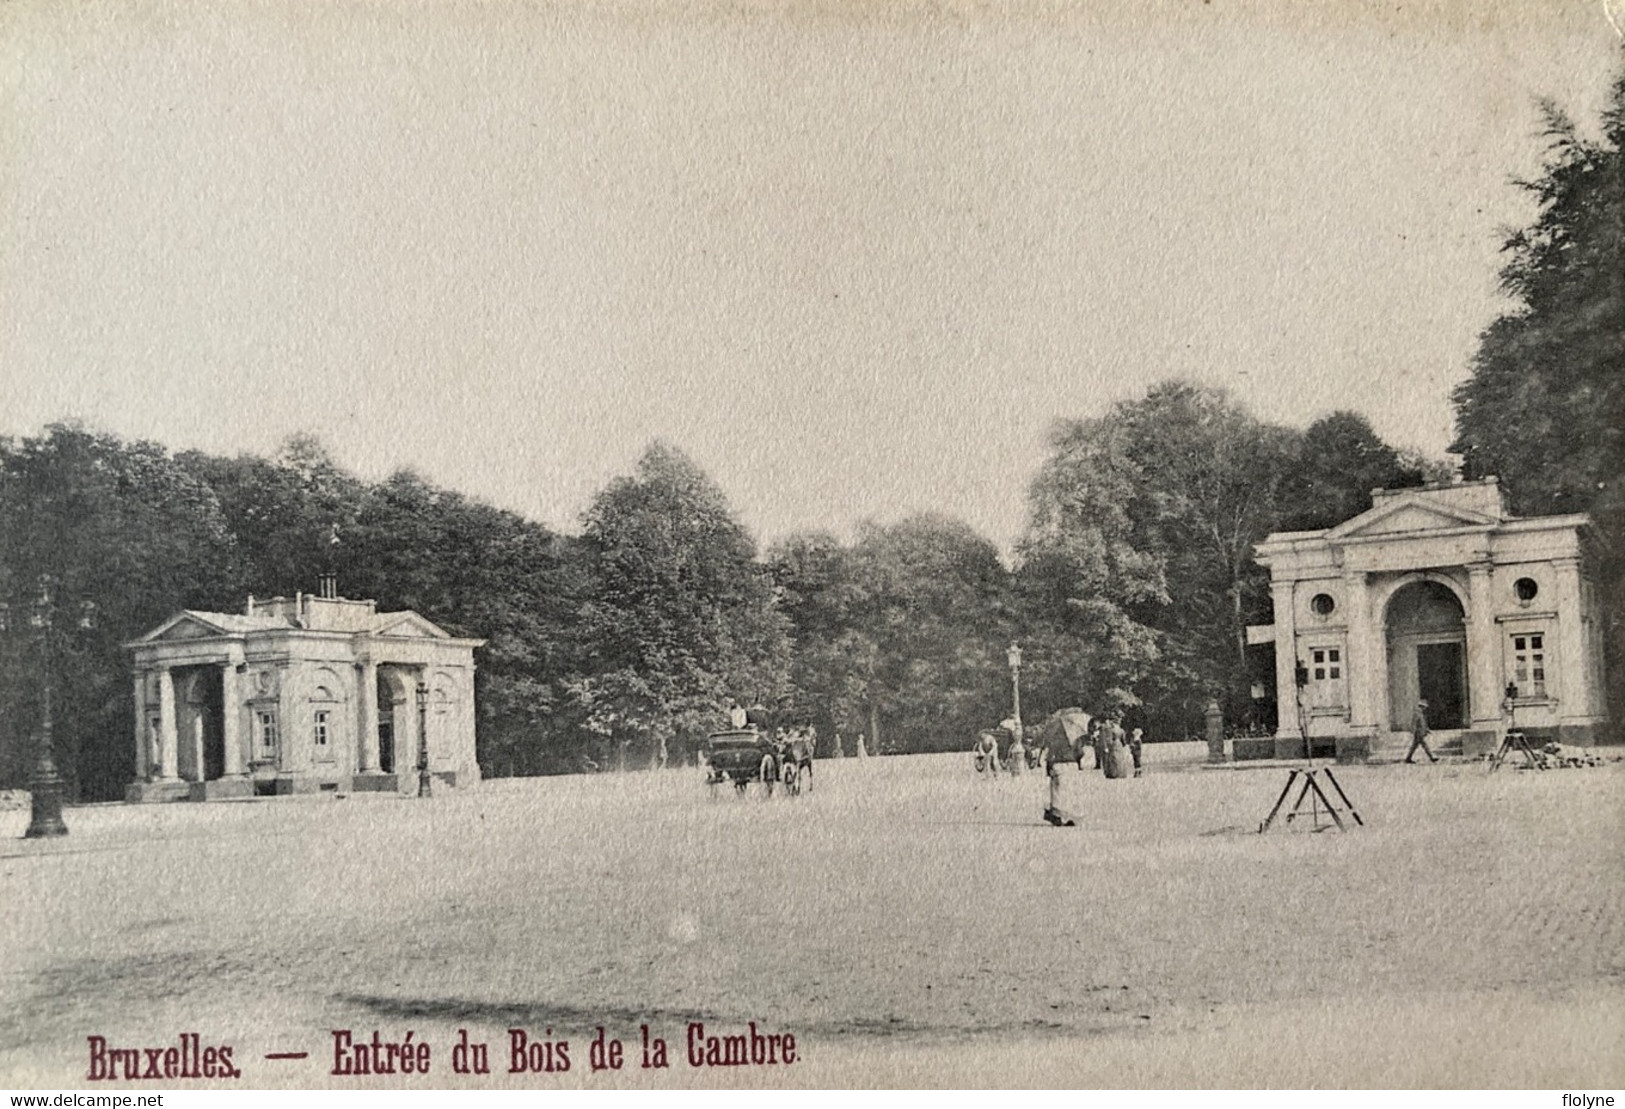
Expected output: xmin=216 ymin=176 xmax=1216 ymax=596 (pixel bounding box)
xmin=2 ymin=1 xmax=1621 ymax=552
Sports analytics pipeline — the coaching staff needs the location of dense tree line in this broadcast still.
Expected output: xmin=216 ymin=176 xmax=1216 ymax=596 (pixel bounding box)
xmin=1017 ymin=386 xmax=1433 ymax=741
xmin=1 ymin=387 xmax=1436 ymax=799
xmin=1451 ymin=66 xmax=1625 ymax=732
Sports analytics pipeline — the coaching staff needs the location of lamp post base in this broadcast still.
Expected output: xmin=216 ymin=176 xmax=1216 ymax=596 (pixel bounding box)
xmin=24 ymin=771 xmax=68 ymax=838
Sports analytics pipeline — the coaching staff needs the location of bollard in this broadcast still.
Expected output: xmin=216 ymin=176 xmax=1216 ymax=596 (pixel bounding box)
xmin=1205 ymin=699 xmax=1226 ymax=764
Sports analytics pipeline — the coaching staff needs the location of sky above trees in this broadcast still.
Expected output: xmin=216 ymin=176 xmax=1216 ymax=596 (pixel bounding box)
xmin=2 ymin=4 xmax=1621 ymax=550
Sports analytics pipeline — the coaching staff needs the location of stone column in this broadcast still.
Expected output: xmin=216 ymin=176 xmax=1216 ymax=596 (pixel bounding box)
xmin=1343 ymin=571 xmax=1375 ymax=734
xmin=1552 ymin=557 xmax=1586 ymax=720
xmin=221 ymin=662 xmax=244 ymax=777
xmin=133 ymin=673 xmax=149 ymax=780
xmin=358 ymin=660 xmax=379 ymax=773
xmin=1271 ymin=579 xmax=1300 ymax=738
xmin=157 ymin=667 xmax=179 ymax=780
xmin=418 ymin=672 xmax=432 ymax=771
xmin=1466 ymin=562 xmax=1501 ymax=732
xmin=191 ymin=712 xmax=206 ymax=782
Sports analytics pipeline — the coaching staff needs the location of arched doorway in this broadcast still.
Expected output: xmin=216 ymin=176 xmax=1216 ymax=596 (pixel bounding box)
xmin=1385 ymin=580 xmax=1468 ymax=730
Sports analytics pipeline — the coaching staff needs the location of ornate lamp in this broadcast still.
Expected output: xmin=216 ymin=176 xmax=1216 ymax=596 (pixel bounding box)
xmin=1006 ymin=642 xmax=1024 ymax=746
xmin=416 ymin=680 xmax=432 ymax=799
xmin=25 ymin=579 xmax=68 ymax=838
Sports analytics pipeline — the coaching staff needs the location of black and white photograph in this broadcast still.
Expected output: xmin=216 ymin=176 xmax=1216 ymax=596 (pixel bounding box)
xmin=2 ymin=0 xmax=1622 ymax=1091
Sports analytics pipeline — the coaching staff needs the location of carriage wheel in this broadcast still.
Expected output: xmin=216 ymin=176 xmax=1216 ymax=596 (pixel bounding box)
xmin=759 ymin=754 xmax=776 ymax=798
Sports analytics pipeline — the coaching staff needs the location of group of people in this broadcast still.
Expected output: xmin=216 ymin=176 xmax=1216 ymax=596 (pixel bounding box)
xmin=1078 ymin=715 xmax=1145 ymax=778
xmin=970 ymin=709 xmax=1151 ymax=827
xmin=726 ymin=701 xmax=822 ymax=759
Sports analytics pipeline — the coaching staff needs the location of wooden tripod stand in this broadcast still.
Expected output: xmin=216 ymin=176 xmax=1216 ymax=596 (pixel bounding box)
xmin=1258 ymin=676 xmax=1363 ymax=833
xmin=1489 ymin=729 xmax=1543 ymax=772
xmin=1258 ymin=765 xmax=1363 ymax=832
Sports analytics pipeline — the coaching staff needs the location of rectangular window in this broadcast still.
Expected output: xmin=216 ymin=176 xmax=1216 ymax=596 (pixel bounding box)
xmin=1310 ymin=648 xmax=1343 ymax=682
xmin=1511 ymin=634 xmax=1547 ymax=698
xmin=313 ymin=710 xmax=330 ymax=748
xmin=1305 ymin=645 xmax=1346 ymax=709
xmin=257 ymin=711 xmax=279 ymax=755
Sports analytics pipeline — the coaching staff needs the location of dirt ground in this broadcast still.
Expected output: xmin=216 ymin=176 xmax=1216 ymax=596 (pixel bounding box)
xmin=2 ymin=744 xmax=1622 ymax=1089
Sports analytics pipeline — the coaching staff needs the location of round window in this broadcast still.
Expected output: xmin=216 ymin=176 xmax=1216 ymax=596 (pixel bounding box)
xmin=1514 ymin=577 xmax=1539 ymax=603
xmin=1310 ymin=593 xmax=1336 ymax=617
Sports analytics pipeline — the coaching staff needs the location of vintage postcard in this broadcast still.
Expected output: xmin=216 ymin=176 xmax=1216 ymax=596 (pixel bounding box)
xmin=1 ymin=0 xmax=1622 ymax=1092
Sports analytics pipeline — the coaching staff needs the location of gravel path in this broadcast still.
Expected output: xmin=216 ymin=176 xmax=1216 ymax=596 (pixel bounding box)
xmin=2 ymin=745 xmax=1620 ymax=1087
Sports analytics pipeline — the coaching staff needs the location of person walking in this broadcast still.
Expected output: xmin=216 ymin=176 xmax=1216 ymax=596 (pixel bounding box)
xmin=973 ymin=730 xmax=1001 ymax=776
xmin=1044 ymin=719 xmax=1077 ymax=826
xmin=1406 ymin=698 xmax=1439 ymax=763
xmin=1128 ymin=727 xmax=1144 ymax=777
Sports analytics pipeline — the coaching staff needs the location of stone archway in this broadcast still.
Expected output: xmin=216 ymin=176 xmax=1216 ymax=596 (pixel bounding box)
xmin=1384 ymin=579 xmax=1468 ymax=730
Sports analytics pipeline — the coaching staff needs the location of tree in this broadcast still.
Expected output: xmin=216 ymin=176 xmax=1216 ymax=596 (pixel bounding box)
xmin=1021 ymin=383 xmax=1440 ymax=736
xmin=1023 ymin=383 xmax=1298 ymax=729
xmin=1019 ymin=416 xmax=1167 ymax=722
xmin=1451 ymin=67 xmax=1625 ymax=727
xmin=771 ymin=517 xmax=1018 ymax=754
xmin=574 ymin=442 xmax=790 ymax=766
xmin=342 ymin=470 xmax=590 ymax=778
xmin=178 ymin=434 xmax=365 ymax=597
xmin=0 ymin=425 xmax=239 ymax=799
xmin=1278 ymin=412 xmax=1429 ymax=532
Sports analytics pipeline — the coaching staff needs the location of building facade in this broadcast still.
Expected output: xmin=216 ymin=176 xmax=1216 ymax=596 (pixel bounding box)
xmin=125 ymin=585 xmax=484 ymax=801
xmin=1250 ymin=479 xmax=1608 ymax=759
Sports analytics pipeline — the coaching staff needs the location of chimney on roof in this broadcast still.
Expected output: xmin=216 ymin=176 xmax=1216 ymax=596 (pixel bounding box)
xmin=319 ymin=574 xmax=337 ymax=600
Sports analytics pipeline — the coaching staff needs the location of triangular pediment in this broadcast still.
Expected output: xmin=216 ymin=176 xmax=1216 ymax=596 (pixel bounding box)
xmin=134 ymin=610 xmax=293 ymax=643
xmin=145 ymin=614 xmax=229 ymax=641
xmin=1327 ymin=495 xmax=1498 ymax=541
xmin=371 ymin=611 xmax=451 ymax=639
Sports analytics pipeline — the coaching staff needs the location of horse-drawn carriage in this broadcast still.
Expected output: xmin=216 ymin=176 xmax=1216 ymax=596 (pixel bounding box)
xmin=703 ymin=729 xmax=813 ymax=797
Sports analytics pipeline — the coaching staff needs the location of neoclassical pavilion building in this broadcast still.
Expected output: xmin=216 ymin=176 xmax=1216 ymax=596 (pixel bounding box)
xmin=1250 ymin=479 xmax=1608 ymax=760
xmin=125 ymin=581 xmax=484 ymax=801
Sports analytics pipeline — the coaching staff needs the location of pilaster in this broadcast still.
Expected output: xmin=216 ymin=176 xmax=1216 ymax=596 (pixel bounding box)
xmin=221 ymin=660 xmax=244 ymax=777
xmin=1552 ymin=557 xmax=1587 ymax=720
xmin=358 ymin=660 xmax=380 ymax=773
xmin=1343 ymin=571 xmax=1376 ymax=735
xmin=1466 ymin=562 xmax=1501 ymax=729
xmin=1271 ymin=579 xmax=1300 ymax=738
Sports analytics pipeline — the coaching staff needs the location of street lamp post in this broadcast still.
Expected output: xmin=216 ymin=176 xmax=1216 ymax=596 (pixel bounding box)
xmin=416 ymin=680 xmax=432 ymax=798
xmin=1006 ymin=642 xmax=1024 ymax=749
xmin=25 ymin=580 xmax=68 ymax=839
